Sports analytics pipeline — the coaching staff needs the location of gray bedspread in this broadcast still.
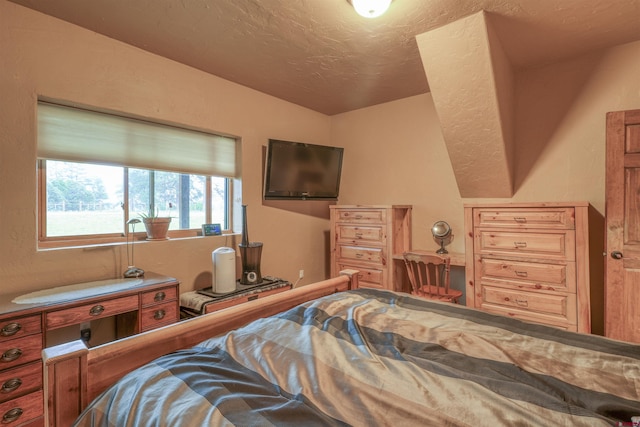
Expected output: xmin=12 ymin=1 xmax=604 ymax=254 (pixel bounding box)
xmin=74 ymin=289 xmax=640 ymax=426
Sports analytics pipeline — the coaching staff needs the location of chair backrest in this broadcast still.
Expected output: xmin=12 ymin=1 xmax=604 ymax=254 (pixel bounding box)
xmin=402 ymin=252 xmax=452 ymax=299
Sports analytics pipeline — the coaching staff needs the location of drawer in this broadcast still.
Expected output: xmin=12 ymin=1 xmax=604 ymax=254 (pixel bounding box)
xmin=203 ymin=285 xmax=292 ymax=314
xmin=46 ymin=295 xmax=139 ymax=331
xmin=0 ymin=335 xmax=42 ymax=372
xmin=335 ymin=225 xmax=386 ymax=245
xmin=480 ymin=284 xmax=575 ymax=323
xmin=140 ymin=301 xmax=178 ymax=332
xmin=0 ymin=361 xmax=42 ymax=403
xmin=477 ymin=230 xmax=575 ymax=261
xmin=475 ymin=207 xmax=575 ymax=229
xmin=337 ymin=245 xmax=385 ymax=265
xmin=141 ymin=286 xmax=178 ymax=307
xmin=480 ymin=259 xmax=575 ymax=291
xmin=336 ymin=263 xmax=384 ymax=289
xmin=335 ymin=209 xmax=386 ymax=224
xmin=0 ymin=390 xmax=43 ymax=426
xmin=0 ymin=316 xmax=41 ymax=344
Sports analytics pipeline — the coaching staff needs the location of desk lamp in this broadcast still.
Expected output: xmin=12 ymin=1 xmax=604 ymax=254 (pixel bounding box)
xmin=124 ymin=218 xmax=145 ymax=278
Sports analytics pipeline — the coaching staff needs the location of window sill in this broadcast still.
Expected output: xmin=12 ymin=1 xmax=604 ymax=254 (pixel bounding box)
xmin=38 ymin=232 xmax=237 ymax=250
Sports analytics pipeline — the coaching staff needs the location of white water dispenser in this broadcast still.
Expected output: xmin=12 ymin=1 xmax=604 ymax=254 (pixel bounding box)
xmin=212 ymin=247 xmax=236 ymax=293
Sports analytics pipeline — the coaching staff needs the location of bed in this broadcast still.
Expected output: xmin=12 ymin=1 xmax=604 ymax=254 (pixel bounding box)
xmin=44 ymin=272 xmax=640 ymax=426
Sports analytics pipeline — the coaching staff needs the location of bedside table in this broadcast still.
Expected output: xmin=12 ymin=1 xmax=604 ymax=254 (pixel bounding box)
xmin=180 ymin=277 xmax=292 ymax=317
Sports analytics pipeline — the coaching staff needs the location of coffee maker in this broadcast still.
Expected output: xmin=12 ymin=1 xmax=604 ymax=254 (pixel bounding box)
xmin=238 ymin=205 xmax=263 ymax=285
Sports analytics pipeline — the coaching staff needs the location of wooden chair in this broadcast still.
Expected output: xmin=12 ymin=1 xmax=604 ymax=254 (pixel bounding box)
xmin=402 ymin=251 xmax=463 ymax=303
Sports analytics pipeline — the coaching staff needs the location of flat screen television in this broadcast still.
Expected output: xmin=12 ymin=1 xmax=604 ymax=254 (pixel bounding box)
xmin=263 ymin=139 xmax=344 ymax=200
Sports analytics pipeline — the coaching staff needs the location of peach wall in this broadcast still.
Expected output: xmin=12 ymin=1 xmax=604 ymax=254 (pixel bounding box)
xmin=1 ymin=1 xmax=639 ymax=300
xmin=0 ymin=2 xmax=332 ymax=294
xmin=333 ymin=40 xmax=640 ymax=294
xmin=511 ymin=42 xmax=640 ymax=211
xmin=335 ymin=39 xmax=640 ymax=237
xmin=332 ymin=94 xmax=463 ymax=253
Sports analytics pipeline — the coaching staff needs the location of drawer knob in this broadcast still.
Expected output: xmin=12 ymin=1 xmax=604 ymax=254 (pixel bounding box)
xmin=2 ymin=407 xmax=23 ymax=424
xmin=513 ymin=241 xmax=527 ymax=248
xmin=611 ymin=251 xmax=623 ymax=260
xmin=1 ymin=348 xmax=23 ymax=363
xmin=153 ymin=309 xmax=166 ymax=320
xmin=0 ymin=323 xmax=21 ymax=337
xmin=89 ymin=305 xmax=105 ymax=316
xmin=513 ymin=217 xmax=527 ymax=223
xmin=154 ymin=291 xmax=166 ymax=302
xmin=515 ymin=298 xmax=529 ymax=307
xmin=514 ymin=270 xmax=528 ymax=277
xmin=1 ymin=378 xmax=22 ymax=394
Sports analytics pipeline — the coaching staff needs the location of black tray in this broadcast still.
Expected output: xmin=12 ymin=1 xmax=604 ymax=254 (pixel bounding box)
xmin=196 ymin=277 xmax=285 ymax=300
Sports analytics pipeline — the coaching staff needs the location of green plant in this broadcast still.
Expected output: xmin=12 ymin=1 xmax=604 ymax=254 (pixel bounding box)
xmin=139 ymin=203 xmax=174 ymax=221
xmin=139 ymin=207 xmax=161 ymax=220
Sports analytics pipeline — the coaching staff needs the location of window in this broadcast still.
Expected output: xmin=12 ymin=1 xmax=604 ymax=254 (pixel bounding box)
xmin=37 ymin=101 xmax=238 ymax=247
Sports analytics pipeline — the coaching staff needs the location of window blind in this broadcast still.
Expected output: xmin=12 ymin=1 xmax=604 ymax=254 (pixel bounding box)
xmin=37 ymin=102 xmax=238 ymax=178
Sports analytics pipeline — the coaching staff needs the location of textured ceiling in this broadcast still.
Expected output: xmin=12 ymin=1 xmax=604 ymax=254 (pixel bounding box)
xmin=8 ymin=0 xmax=640 ymax=115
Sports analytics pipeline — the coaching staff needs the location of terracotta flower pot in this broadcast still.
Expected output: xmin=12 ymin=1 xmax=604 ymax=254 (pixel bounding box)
xmin=142 ymin=217 xmax=171 ymax=241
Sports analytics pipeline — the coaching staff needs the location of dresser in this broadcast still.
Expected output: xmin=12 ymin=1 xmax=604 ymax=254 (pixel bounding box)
xmin=464 ymin=202 xmax=604 ymax=334
xmin=330 ymin=205 xmax=412 ymax=291
xmin=0 ymin=273 xmax=179 ymax=426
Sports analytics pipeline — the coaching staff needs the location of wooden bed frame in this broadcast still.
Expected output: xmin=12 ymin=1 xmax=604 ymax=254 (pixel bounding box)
xmin=42 ymin=271 xmax=358 ymax=427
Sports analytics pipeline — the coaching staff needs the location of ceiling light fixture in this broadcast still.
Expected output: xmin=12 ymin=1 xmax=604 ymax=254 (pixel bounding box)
xmin=350 ymin=0 xmax=392 ymax=18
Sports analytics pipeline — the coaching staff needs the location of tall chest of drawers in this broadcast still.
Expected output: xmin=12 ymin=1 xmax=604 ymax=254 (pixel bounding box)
xmin=464 ymin=202 xmax=604 ymax=334
xmin=330 ymin=205 xmax=412 ymax=291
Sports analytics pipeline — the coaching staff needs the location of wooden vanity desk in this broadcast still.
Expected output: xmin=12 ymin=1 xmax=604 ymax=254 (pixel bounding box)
xmin=0 ymin=273 xmax=179 ymax=426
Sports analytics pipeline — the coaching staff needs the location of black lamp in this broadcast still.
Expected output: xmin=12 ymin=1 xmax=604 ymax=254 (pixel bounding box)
xmin=124 ymin=218 xmax=145 ymax=278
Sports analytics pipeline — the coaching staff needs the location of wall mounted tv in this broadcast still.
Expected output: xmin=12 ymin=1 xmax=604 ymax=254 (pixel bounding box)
xmin=263 ymin=139 xmax=344 ymax=200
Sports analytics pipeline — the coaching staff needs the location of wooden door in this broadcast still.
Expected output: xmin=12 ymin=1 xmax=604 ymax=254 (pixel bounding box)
xmin=605 ymin=109 xmax=640 ymax=343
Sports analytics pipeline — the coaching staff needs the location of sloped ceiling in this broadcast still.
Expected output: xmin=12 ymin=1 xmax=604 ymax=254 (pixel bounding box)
xmin=417 ymin=11 xmax=516 ymax=197
xmin=7 ymin=0 xmax=640 ymax=197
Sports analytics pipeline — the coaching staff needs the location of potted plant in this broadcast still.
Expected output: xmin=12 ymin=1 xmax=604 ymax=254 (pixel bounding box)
xmin=140 ymin=207 xmax=172 ymax=241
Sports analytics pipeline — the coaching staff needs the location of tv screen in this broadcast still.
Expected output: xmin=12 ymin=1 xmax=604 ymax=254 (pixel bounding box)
xmin=263 ymin=139 xmax=344 ymax=200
